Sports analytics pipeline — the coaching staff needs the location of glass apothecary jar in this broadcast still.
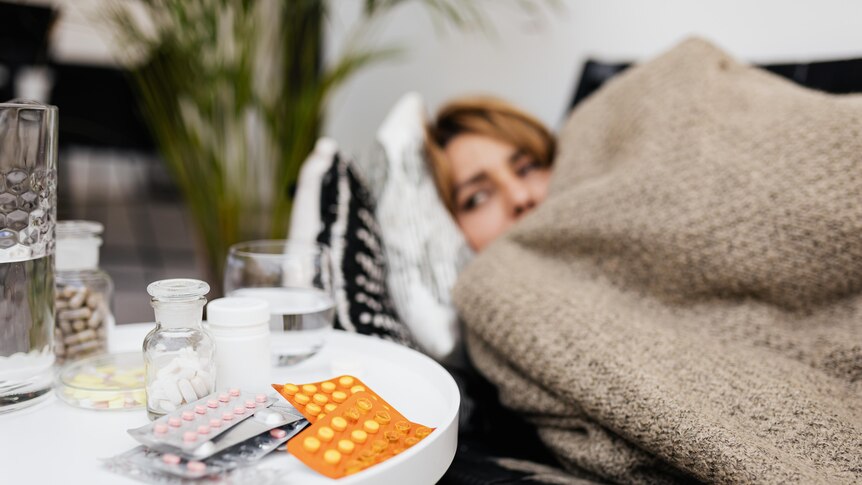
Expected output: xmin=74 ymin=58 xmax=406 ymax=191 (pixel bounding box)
xmin=54 ymin=221 xmax=114 ymax=363
xmin=143 ymin=279 xmax=216 ymax=419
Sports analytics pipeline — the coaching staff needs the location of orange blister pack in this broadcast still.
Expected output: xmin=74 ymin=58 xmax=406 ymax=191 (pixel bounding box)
xmin=273 ymin=375 xmax=377 ymax=423
xmin=286 ymin=391 xmax=434 ymax=478
xmin=272 ymin=376 xmax=434 ymax=478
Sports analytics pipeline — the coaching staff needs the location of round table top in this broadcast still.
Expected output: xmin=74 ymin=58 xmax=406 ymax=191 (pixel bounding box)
xmin=0 ymin=323 xmax=460 ymax=485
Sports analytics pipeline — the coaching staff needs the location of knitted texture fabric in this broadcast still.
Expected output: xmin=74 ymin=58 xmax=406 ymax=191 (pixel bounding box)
xmin=452 ymin=38 xmax=862 ymax=485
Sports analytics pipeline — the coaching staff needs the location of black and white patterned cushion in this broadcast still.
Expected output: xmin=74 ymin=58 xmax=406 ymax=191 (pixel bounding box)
xmin=317 ymin=153 xmax=415 ymax=347
xmin=370 ymin=92 xmax=468 ymax=362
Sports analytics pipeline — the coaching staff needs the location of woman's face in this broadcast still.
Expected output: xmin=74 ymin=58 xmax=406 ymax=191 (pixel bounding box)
xmin=444 ymin=133 xmax=552 ymax=251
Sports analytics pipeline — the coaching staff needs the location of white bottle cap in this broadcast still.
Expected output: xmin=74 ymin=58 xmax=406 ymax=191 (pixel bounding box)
xmin=207 ymin=297 xmax=270 ymax=328
xmin=56 ymin=220 xmax=103 ymax=271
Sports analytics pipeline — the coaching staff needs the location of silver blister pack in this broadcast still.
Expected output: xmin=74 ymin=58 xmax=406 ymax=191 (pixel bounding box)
xmin=128 ymin=389 xmax=276 ymax=457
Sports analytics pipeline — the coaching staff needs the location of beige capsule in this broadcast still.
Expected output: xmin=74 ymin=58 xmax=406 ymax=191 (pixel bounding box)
xmin=60 ymin=308 xmax=92 ymax=321
xmin=86 ymin=293 xmax=103 ymax=309
xmin=77 ymin=328 xmax=97 ymax=341
xmin=67 ymin=339 xmax=101 ymax=356
xmin=64 ymin=328 xmax=96 ymax=345
xmin=68 ymin=287 xmax=88 ymax=308
xmin=87 ymin=310 xmax=102 ymax=329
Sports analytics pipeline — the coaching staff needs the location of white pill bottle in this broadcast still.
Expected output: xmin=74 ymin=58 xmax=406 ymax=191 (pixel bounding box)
xmin=143 ymin=279 xmax=216 ymax=420
xmin=205 ymin=297 xmax=271 ymax=393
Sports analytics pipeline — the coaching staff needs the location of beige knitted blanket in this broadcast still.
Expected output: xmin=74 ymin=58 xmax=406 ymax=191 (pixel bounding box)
xmin=453 ymin=38 xmax=862 ymax=484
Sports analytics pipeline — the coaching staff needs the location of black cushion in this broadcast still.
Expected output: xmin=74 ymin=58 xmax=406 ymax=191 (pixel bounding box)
xmin=570 ymin=56 xmax=862 ymax=111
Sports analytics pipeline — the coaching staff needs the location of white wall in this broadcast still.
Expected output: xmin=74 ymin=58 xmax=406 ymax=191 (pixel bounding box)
xmin=16 ymin=0 xmax=862 ymax=156
xmin=323 ymin=0 xmax=862 ymax=156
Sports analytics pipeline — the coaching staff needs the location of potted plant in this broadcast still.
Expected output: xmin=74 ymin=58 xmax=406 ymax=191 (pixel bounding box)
xmin=107 ymin=0 xmax=539 ymax=292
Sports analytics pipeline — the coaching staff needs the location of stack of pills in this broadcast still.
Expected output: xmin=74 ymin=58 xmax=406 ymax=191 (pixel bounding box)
xmin=275 ymin=375 xmax=434 ymax=478
xmin=147 ymin=348 xmax=215 ymax=414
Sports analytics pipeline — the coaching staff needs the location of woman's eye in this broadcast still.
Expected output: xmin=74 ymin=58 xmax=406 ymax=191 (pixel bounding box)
xmin=461 ymin=190 xmax=490 ymax=212
xmin=516 ymin=161 xmax=540 ymax=177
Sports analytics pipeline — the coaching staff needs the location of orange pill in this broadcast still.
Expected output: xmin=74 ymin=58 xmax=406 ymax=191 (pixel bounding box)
xmin=404 ymin=436 xmax=419 ymax=447
xmin=384 ymin=430 xmax=400 ymax=442
xmin=321 ymin=381 xmax=336 ymax=393
xmin=350 ymin=385 xmax=366 ymax=394
xmin=351 ymin=429 xmax=368 ymax=443
xmin=305 ymin=403 xmax=322 ymax=416
xmin=332 ymin=391 xmax=348 ymax=403
xmin=324 ymin=403 xmax=338 ymax=412
xmin=345 ymin=460 xmax=364 ymax=475
xmin=302 ymin=384 xmax=318 ymax=394
xmin=303 ymin=436 xmax=321 ymax=452
xmin=394 ymin=420 xmax=410 ymax=433
xmin=371 ymin=439 xmax=388 ymax=453
xmin=338 ymin=376 xmax=354 ymax=388
xmin=363 ymin=420 xmax=380 ymax=434
xmin=415 ymin=426 xmax=432 ymax=438
xmin=324 ymin=449 xmax=342 ymax=465
xmin=356 ymin=398 xmax=373 ymax=412
xmin=374 ymin=410 xmax=391 ymax=424
xmin=331 ymin=416 xmax=348 ymax=431
xmin=294 ymin=393 xmax=310 ymax=405
xmin=337 ymin=439 xmax=355 ymax=454
xmin=317 ymin=426 xmax=335 ymax=442
xmin=343 ymin=407 xmax=361 ymax=422
xmin=282 ymin=383 xmax=299 ymax=395
xmin=313 ymin=393 xmax=328 ymax=405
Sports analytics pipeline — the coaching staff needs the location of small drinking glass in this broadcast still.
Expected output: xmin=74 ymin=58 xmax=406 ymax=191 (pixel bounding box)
xmin=224 ymin=240 xmax=334 ymax=366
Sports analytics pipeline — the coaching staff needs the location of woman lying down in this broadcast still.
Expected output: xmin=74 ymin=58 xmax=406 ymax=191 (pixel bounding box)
xmin=430 ymin=38 xmax=862 ymax=485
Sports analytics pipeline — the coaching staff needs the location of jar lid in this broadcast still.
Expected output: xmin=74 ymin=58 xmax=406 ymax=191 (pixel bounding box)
xmin=147 ymin=279 xmax=210 ymax=302
xmin=56 ymin=220 xmax=103 ymax=271
xmin=57 ymin=220 xmax=104 ymax=239
xmin=207 ymin=297 xmax=270 ymax=328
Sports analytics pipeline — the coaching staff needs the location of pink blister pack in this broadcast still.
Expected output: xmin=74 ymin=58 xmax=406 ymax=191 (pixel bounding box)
xmin=128 ymin=388 xmax=275 ymax=456
xmin=120 ymin=424 xmax=305 ymax=479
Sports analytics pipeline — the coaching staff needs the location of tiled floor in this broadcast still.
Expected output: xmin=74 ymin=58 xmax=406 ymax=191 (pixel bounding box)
xmin=59 ymin=147 xmax=205 ymax=324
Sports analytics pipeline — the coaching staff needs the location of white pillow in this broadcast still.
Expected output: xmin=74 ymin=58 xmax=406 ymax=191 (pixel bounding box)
xmin=288 ymin=139 xmax=415 ymax=345
xmin=372 ymin=92 xmax=468 ymax=362
xmin=288 ymin=137 xmax=337 ymax=244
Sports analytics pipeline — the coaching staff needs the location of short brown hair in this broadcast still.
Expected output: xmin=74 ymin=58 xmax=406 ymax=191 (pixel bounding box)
xmin=425 ymin=97 xmax=556 ymax=213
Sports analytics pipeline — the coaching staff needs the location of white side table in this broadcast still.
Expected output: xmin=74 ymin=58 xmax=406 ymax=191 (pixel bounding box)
xmin=0 ymin=324 xmax=459 ymax=484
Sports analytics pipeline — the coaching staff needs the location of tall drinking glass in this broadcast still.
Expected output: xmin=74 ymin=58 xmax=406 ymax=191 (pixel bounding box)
xmin=0 ymin=100 xmax=58 ymax=413
xmin=224 ymin=240 xmax=334 ymax=366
